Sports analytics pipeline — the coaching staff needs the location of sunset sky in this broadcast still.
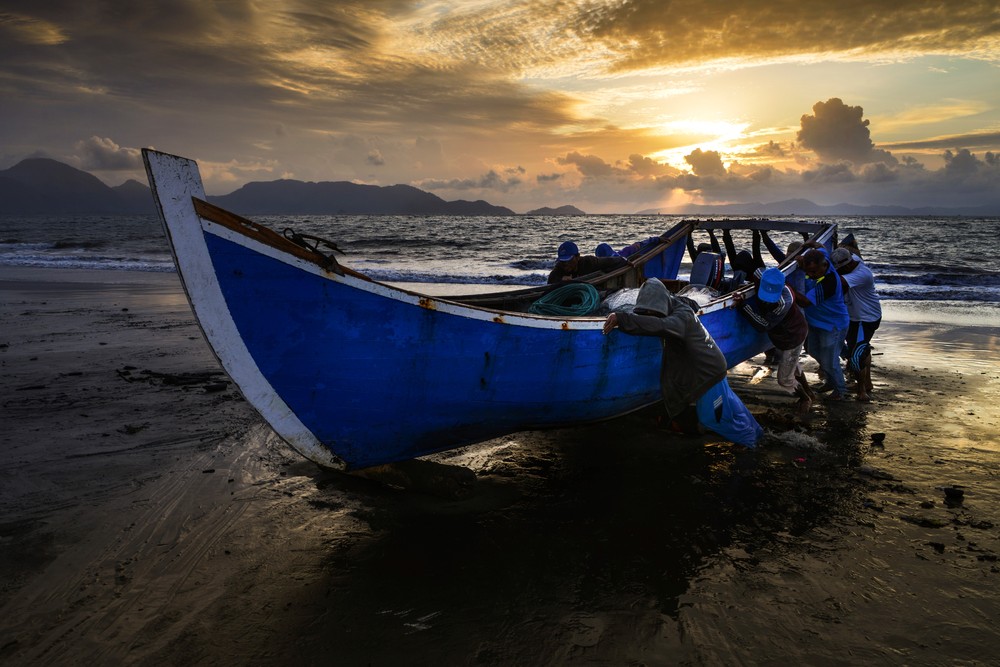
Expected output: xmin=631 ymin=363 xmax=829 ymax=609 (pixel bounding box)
xmin=2 ymin=1 xmax=1000 ymax=213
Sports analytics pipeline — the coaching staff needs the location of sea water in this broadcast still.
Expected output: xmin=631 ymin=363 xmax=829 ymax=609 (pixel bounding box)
xmin=2 ymin=213 xmax=999 ymax=315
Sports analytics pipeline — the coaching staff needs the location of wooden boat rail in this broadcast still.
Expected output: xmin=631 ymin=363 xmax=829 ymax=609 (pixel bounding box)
xmin=192 ymin=197 xmax=372 ymax=281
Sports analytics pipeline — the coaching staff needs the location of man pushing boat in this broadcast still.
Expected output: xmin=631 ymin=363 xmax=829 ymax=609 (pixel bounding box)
xmin=602 ymin=278 xmax=763 ymax=448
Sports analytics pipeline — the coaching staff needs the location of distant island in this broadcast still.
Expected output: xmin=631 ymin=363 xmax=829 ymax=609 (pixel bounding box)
xmin=1 ymin=157 xmax=997 ymax=217
xmin=524 ymin=205 xmax=586 ymax=216
xmin=0 ymin=158 xmax=520 ymax=216
xmin=0 ymin=158 xmax=154 ymax=215
xmin=209 ymin=179 xmax=517 ymax=216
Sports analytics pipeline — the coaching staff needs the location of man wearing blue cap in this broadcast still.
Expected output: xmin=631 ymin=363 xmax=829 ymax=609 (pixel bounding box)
xmin=796 ymin=246 xmax=850 ymax=400
xmin=734 ymin=267 xmax=815 ymax=413
xmin=547 ymin=240 xmax=627 ymax=284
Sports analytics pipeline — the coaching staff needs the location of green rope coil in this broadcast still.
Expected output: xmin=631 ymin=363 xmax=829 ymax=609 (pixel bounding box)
xmin=528 ymin=283 xmax=601 ymax=316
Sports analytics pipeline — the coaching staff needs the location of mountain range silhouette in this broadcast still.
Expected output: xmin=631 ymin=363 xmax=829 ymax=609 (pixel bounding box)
xmin=1 ymin=157 xmax=995 ymax=217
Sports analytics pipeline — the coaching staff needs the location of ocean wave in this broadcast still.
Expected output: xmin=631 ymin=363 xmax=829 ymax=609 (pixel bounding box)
xmin=0 ymin=255 xmax=175 ymax=272
xmin=877 ymin=272 xmax=1000 ymax=287
xmin=346 ymin=237 xmax=469 ymax=251
xmin=878 ymin=285 xmax=1000 ymax=303
xmin=0 ymin=241 xmax=52 ymax=251
xmin=509 ymin=258 xmax=553 ymax=270
xmin=868 ymin=262 xmax=985 ymax=274
xmin=52 ymin=239 xmax=106 ymax=250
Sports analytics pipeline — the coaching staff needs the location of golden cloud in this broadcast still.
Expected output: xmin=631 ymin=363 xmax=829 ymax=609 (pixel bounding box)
xmin=572 ymin=0 xmax=1000 ymax=72
xmin=0 ymin=12 xmax=67 ymax=45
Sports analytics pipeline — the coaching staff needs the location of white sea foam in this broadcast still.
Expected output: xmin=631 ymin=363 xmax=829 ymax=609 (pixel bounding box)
xmin=766 ymin=429 xmax=827 ymax=451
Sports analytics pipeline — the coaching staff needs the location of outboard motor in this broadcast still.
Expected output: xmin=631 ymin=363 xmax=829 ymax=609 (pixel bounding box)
xmin=689 ymin=251 xmax=724 ymax=290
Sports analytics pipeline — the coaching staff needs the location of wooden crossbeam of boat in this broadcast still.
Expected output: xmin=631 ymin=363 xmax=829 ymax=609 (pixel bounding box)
xmin=688 ymin=218 xmax=830 ymax=234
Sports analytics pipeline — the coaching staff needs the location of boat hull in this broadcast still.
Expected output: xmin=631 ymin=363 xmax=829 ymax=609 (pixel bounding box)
xmin=145 ymin=149 xmax=795 ymax=470
xmin=205 ymin=229 xmax=770 ymax=468
xmin=206 ymin=230 xmax=663 ymax=467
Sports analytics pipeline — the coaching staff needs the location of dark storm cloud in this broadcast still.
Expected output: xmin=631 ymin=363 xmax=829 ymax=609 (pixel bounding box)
xmin=572 ymin=0 xmax=1000 ymax=71
xmin=624 ymin=153 xmax=676 ymax=176
xmin=797 ymin=98 xmax=897 ymax=166
xmin=2 ymin=3 xmax=268 ymax=101
xmin=944 ymin=148 xmax=995 ymax=180
xmin=557 ymin=151 xmax=618 ymax=178
xmin=684 ymin=149 xmax=726 ymax=177
xmin=800 ymin=163 xmax=858 ymax=184
xmin=859 ymin=162 xmax=898 ymax=183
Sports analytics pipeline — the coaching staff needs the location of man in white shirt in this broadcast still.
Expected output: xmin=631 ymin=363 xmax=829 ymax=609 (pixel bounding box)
xmin=831 ymin=247 xmax=882 ymax=402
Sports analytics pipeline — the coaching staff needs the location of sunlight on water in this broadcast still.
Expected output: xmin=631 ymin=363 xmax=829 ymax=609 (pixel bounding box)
xmin=874 ymin=306 xmax=1000 ymax=373
xmin=881 ymin=300 xmax=1000 ymax=327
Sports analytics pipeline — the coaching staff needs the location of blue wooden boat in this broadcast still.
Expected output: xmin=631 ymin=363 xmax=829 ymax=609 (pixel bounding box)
xmin=144 ymin=149 xmax=836 ymax=470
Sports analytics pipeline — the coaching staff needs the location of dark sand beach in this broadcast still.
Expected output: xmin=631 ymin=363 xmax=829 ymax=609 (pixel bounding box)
xmin=2 ymin=266 xmax=999 ymax=665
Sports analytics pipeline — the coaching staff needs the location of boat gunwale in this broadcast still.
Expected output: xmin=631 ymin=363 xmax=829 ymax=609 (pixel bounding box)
xmin=190 ymin=192 xmax=836 ymax=323
xmin=191 ymin=195 xmax=697 ymax=305
xmin=201 ymin=219 xmax=614 ymax=330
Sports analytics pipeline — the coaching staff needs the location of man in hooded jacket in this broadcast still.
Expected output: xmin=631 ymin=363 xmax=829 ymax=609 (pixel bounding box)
xmin=602 ymin=278 xmax=763 ymax=447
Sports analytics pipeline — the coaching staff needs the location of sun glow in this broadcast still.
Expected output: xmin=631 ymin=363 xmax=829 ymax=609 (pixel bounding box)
xmin=648 ymin=119 xmax=751 ymax=170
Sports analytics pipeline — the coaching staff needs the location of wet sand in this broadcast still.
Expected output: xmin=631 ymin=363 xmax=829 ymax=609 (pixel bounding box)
xmin=2 ymin=266 xmax=999 ymax=666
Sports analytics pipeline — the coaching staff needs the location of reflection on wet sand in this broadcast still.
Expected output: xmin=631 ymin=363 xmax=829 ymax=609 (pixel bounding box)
xmin=234 ymin=400 xmax=874 ymax=665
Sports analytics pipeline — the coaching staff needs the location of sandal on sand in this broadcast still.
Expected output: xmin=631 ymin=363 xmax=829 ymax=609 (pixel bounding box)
xmin=814 ymin=382 xmax=834 ymax=393
xmin=826 ymin=392 xmax=843 ymax=401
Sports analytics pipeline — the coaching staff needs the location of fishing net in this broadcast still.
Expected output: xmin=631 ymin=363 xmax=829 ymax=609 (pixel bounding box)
xmin=528 ymin=283 xmax=601 ymax=316
xmin=594 ymin=288 xmax=641 ymax=315
xmin=677 ymin=284 xmax=720 ymax=306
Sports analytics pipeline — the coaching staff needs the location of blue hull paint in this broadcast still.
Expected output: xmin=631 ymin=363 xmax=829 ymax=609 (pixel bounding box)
xmin=203 ymin=232 xmax=770 ymax=468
